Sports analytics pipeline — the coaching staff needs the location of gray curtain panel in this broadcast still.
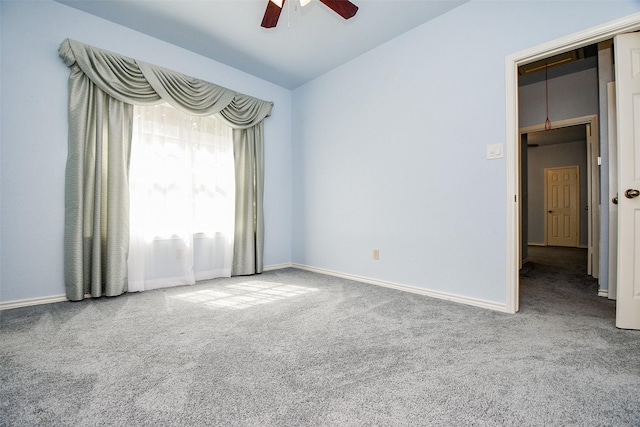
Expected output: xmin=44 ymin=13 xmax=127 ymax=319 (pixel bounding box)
xmin=59 ymin=38 xmax=273 ymax=301
xmin=232 ymin=124 xmax=265 ymax=276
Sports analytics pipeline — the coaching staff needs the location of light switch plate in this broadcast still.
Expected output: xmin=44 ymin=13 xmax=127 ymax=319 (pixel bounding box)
xmin=487 ymin=143 xmax=504 ymax=160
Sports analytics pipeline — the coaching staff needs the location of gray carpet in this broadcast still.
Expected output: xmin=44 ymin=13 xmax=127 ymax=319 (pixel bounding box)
xmin=2 ymin=247 xmax=639 ymax=426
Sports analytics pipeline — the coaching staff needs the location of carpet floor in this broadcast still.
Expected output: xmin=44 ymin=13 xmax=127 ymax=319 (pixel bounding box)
xmin=1 ymin=247 xmax=639 ymax=426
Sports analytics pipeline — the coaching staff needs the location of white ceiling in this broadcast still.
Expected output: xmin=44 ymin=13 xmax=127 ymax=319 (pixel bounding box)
xmin=56 ymin=0 xmax=468 ymax=89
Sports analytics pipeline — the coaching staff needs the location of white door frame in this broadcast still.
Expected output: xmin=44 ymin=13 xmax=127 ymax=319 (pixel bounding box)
xmin=505 ymin=12 xmax=640 ymax=314
xmin=607 ymin=81 xmax=618 ymax=300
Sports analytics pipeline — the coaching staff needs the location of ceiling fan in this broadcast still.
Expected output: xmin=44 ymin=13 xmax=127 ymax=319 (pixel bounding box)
xmin=261 ymin=0 xmax=359 ymax=29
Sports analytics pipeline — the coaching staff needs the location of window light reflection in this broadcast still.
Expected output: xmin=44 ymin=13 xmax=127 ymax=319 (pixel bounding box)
xmin=171 ymin=281 xmax=319 ymax=310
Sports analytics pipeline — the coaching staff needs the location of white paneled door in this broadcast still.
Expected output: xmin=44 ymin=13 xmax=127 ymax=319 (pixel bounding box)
xmin=614 ymin=33 xmax=640 ymax=330
xmin=546 ymin=166 xmax=579 ymax=247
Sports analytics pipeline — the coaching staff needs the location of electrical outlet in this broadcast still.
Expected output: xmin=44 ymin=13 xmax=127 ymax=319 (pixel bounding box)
xmin=373 ymin=249 xmax=379 ymax=260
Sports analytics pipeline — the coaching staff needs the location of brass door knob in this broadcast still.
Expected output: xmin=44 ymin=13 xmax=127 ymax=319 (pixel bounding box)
xmin=612 ymin=194 xmax=619 ymax=205
xmin=625 ymin=189 xmax=640 ymax=199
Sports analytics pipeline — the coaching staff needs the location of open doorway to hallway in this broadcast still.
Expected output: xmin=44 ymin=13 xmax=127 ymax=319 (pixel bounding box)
xmin=505 ymin=13 xmax=640 ymax=328
xmin=517 ymin=44 xmax=604 ymax=308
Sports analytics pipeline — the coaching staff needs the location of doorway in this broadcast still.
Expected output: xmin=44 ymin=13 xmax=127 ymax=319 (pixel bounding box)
xmin=519 ymin=118 xmax=598 ymax=273
xmin=525 ymin=127 xmax=587 ymax=250
xmin=505 ymin=13 xmax=640 ymax=314
xmin=545 ymin=165 xmax=580 ymax=247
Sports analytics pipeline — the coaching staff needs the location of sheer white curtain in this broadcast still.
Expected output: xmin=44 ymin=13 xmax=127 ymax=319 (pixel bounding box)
xmin=128 ymin=103 xmax=235 ymax=292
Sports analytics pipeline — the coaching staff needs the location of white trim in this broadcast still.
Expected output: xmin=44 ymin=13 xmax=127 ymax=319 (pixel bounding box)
xmin=292 ymin=263 xmax=510 ymax=313
xmin=263 ymin=262 xmax=293 ymax=271
xmin=528 ymin=242 xmax=546 ymax=247
xmin=505 ymin=12 xmax=640 ymax=315
xmin=506 ymin=46 xmax=520 ymax=314
xmin=598 ymin=289 xmax=609 ymax=298
xmin=0 ymin=295 xmax=68 ymax=311
xmin=519 ymin=115 xmax=599 ymax=135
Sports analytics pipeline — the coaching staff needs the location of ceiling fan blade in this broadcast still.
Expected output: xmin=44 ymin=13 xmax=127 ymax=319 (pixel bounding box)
xmin=261 ymin=0 xmax=285 ymax=28
xmin=318 ymin=0 xmax=358 ymax=20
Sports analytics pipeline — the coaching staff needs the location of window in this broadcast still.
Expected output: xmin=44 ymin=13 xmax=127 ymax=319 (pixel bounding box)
xmin=128 ymin=103 xmax=235 ymax=291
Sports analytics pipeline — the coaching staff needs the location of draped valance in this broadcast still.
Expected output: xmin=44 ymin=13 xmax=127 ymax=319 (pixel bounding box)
xmin=58 ymin=38 xmax=273 ymax=128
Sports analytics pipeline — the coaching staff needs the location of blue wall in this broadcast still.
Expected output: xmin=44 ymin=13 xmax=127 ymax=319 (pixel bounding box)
xmin=0 ymin=0 xmax=292 ymax=302
xmin=291 ymin=1 xmax=640 ymax=306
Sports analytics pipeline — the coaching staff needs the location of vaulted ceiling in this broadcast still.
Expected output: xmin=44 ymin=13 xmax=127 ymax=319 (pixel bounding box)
xmin=56 ymin=0 xmax=468 ymax=89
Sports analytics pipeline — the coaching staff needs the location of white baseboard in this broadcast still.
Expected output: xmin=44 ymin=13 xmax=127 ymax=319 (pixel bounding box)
xmin=1 ymin=263 xmax=509 ymax=314
xmin=263 ymin=262 xmax=293 ymax=272
xmin=598 ymin=289 xmax=609 ymax=298
xmin=0 ymin=294 xmax=68 ymax=311
xmin=291 ymin=263 xmax=510 ymax=313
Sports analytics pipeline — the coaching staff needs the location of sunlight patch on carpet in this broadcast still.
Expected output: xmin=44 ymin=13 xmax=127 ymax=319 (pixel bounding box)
xmin=171 ymin=281 xmax=319 ymax=310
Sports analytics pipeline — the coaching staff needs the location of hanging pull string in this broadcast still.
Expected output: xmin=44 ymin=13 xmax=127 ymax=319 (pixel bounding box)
xmin=545 ymin=62 xmax=551 ymax=131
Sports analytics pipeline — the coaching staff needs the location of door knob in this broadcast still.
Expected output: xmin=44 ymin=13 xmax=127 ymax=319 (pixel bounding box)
xmin=625 ymin=189 xmax=640 ymax=199
xmin=548 ymin=210 xmax=553 ymax=213
xmin=613 ymin=194 xmax=619 ymax=204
